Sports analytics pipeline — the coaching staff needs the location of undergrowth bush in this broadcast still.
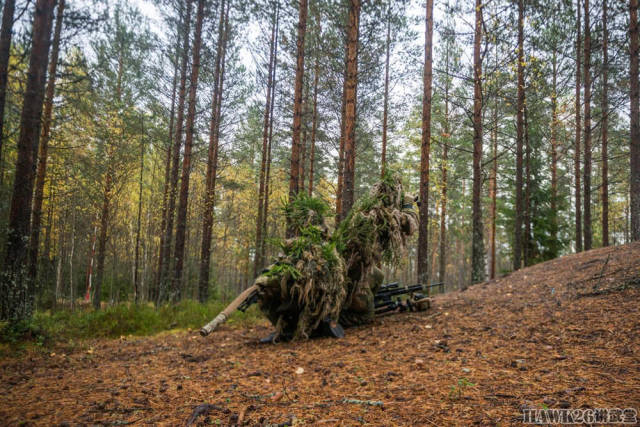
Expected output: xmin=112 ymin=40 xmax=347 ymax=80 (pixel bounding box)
xmin=0 ymin=300 xmax=262 ymax=348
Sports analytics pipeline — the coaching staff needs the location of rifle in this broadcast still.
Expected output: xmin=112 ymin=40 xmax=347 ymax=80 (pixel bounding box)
xmin=200 ymin=281 xmax=443 ymax=336
xmin=200 ymin=285 xmax=258 ymax=336
xmin=374 ymin=282 xmax=441 ymax=315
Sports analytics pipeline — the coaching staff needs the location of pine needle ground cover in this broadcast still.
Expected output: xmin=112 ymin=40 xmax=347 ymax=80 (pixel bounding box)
xmin=1 ymin=242 xmax=639 ymax=425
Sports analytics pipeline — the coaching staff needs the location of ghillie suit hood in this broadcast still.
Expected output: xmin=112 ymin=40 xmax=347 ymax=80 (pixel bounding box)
xmin=256 ymin=172 xmax=417 ymax=341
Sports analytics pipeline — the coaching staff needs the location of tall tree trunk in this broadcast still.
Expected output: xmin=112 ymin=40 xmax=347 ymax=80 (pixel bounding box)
xmin=1 ymin=0 xmax=55 ymax=321
xmin=254 ymin=2 xmax=278 ymax=277
xmin=471 ymin=0 xmax=485 ymax=285
xmin=489 ymin=71 xmax=497 ymax=279
xmin=172 ymin=0 xmax=205 ymax=301
xmin=93 ymin=172 xmax=112 ymax=310
xmin=199 ymin=0 xmax=229 ymax=302
xmin=513 ymin=0 xmax=525 ymax=271
xmin=575 ymin=1 xmax=583 ymax=251
xmin=29 ymin=0 xmax=65 ymax=286
xmin=262 ymin=9 xmax=280 ymax=263
xmin=550 ymin=49 xmax=559 ymax=250
xmin=288 ymin=0 xmax=308 ymax=229
xmin=335 ymin=57 xmax=348 ymax=222
xmin=524 ymin=103 xmax=531 ymax=266
xmin=583 ymin=0 xmax=592 ymax=250
xmin=134 ymin=117 xmax=145 ymax=303
xmin=308 ymin=54 xmax=319 ymax=196
xmin=417 ymin=0 xmax=434 ymax=284
xmin=299 ymin=87 xmax=308 ymax=191
xmin=631 ymin=0 xmax=640 ymax=241
xmin=0 ymin=0 xmax=16 ymax=182
xmin=155 ymin=20 xmax=182 ymax=301
xmin=439 ymin=37 xmax=450 ymax=284
xmin=601 ymin=0 xmax=609 ymax=247
xmin=339 ymin=0 xmax=361 ymax=220
xmin=381 ymin=5 xmax=391 ymax=177
xmin=161 ymin=0 xmax=193 ymax=302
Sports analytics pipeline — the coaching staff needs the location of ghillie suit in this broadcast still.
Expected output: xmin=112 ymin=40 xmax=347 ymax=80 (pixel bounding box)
xmin=255 ymin=172 xmax=417 ymax=341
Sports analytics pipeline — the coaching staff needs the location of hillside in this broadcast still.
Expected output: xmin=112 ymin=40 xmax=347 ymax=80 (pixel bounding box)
xmin=1 ymin=243 xmax=639 ymax=425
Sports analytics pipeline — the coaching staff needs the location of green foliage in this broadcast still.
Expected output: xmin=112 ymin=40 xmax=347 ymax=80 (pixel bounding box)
xmin=0 ymin=301 xmax=262 ymax=349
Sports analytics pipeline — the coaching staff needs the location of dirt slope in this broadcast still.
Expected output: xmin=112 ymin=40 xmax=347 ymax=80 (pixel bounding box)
xmin=1 ymin=243 xmax=639 ymax=426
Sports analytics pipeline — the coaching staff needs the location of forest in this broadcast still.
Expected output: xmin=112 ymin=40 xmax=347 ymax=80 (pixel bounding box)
xmin=0 ymin=0 xmax=636 ymax=320
xmin=0 ymin=0 xmax=639 ymax=424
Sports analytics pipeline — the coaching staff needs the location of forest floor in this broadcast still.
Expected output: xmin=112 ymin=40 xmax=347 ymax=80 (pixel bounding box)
xmin=1 ymin=242 xmax=640 ymax=426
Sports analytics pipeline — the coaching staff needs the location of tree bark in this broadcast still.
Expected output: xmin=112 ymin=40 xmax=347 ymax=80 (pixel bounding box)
xmin=513 ymin=0 xmax=524 ymax=271
xmin=0 ymin=0 xmax=16 ymax=182
xmin=288 ymin=0 xmax=308 ymax=230
xmin=93 ymin=172 xmax=112 ymax=310
xmin=417 ymin=0 xmax=434 ymax=285
xmin=601 ymin=0 xmax=609 ymax=247
xmin=630 ymin=0 xmax=639 ymax=241
xmin=471 ymin=0 xmax=485 ymax=285
xmin=199 ymin=0 xmax=229 ymax=302
xmin=339 ymin=0 xmax=361 ymax=220
xmin=161 ymin=0 xmax=192 ymax=302
xmin=439 ymin=84 xmax=449 ymax=284
xmin=583 ymin=0 xmax=592 ymax=250
xmin=575 ymin=1 xmax=583 ymax=251
xmin=29 ymin=0 xmax=65 ymax=285
xmin=1 ymin=0 xmax=55 ymax=321
xmin=172 ymin=0 xmax=205 ymax=301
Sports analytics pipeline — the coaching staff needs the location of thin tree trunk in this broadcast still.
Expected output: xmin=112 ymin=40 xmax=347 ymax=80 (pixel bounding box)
xmin=339 ymin=0 xmax=361 ymax=220
xmin=440 ymin=28 xmax=452 ymax=284
xmin=262 ymin=11 xmax=279 ymax=263
xmin=199 ymin=0 xmax=229 ymax=302
xmin=601 ymin=0 xmax=609 ymax=246
xmin=381 ymin=5 xmax=391 ymax=177
xmin=161 ymin=0 xmax=192 ymax=302
xmin=309 ymin=53 xmax=319 ymax=196
xmin=575 ymin=1 xmax=583 ymax=251
xmin=84 ymin=224 xmax=97 ymax=303
xmin=336 ymin=57 xmax=348 ymax=222
xmin=1 ymin=0 xmax=55 ymax=321
xmin=0 ymin=0 xmax=16 ymax=181
xmin=489 ymin=71 xmax=497 ymax=279
xmin=155 ymin=20 xmax=182 ymax=300
xmin=134 ymin=117 xmax=145 ymax=303
xmin=514 ymin=0 xmax=525 ymax=271
xmin=255 ymin=1 xmax=279 ymax=278
xmin=524 ymin=103 xmax=531 ymax=266
xmin=471 ymin=0 xmax=485 ymax=285
xmin=93 ymin=172 xmax=111 ymax=310
xmin=631 ymin=0 xmax=640 ymax=241
xmin=299 ymin=87 xmax=308 ymax=191
xmin=417 ymin=0 xmax=434 ymax=284
xmin=551 ymin=49 xmax=559 ymax=249
xmin=69 ymin=212 xmax=75 ymax=309
xmin=172 ymin=0 xmax=205 ymax=300
xmin=29 ymin=0 xmax=65 ymax=285
xmin=288 ymin=0 xmax=308 ymax=230
xmin=583 ymin=0 xmax=592 ymax=250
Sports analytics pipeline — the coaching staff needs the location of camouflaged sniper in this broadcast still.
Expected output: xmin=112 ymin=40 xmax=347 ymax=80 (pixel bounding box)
xmin=201 ymin=172 xmax=418 ymax=341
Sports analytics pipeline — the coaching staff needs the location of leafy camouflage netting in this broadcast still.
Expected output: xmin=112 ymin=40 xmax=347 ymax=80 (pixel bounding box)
xmin=255 ymin=172 xmax=417 ymax=340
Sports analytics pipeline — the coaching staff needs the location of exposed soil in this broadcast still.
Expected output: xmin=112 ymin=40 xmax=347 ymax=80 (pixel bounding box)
xmin=1 ymin=243 xmax=639 ymax=426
